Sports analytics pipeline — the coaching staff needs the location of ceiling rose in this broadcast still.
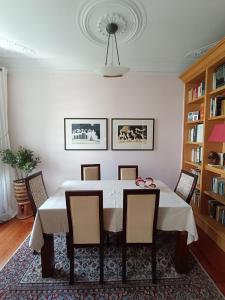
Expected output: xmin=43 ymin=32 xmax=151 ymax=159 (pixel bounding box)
xmin=77 ymin=0 xmax=147 ymax=46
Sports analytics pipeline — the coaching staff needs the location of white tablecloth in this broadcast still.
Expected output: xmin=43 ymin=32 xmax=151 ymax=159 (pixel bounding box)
xmin=29 ymin=180 xmax=198 ymax=251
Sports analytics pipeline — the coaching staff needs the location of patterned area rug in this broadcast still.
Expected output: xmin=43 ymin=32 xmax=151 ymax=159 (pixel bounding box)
xmin=0 ymin=233 xmax=224 ymax=300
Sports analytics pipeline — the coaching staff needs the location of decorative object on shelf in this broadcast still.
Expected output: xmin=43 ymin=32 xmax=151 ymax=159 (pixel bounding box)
xmin=135 ymin=177 xmax=156 ymax=189
xmin=0 ymin=146 xmax=41 ymax=219
xmin=207 ymin=151 xmax=220 ymax=165
xmin=64 ymin=118 xmax=108 ymax=150
xmin=208 ymin=124 xmax=225 ymax=168
xmin=95 ymin=22 xmax=129 ymax=78
xmin=111 ymin=118 xmax=154 ymax=150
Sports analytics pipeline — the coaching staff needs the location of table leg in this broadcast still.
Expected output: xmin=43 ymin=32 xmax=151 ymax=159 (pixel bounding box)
xmin=41 ymin=233 xmax=54 ymax=277
xmin=175 ymin=231 xmax=189 ymax=274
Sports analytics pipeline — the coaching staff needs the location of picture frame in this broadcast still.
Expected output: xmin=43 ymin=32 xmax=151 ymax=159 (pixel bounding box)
xmin=111 ymin=118 xmax=154 ymax=150
xmin=64 ymin=118 xmax=108 ymax=150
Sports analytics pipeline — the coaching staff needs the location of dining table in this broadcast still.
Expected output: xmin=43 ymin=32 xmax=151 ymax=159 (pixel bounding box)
xmin=29 ymin=179 xmax=198 ymax=277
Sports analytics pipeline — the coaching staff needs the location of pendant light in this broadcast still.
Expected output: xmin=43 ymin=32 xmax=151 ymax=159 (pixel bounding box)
xmin=95 ymin=23 xmax=129 ymax=78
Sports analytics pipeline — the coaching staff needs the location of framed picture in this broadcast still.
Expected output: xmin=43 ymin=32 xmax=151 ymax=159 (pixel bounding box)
xmin=64 ymin=118 xmax=108 ymax=150
xmin=111 ymin=118 xmax=154 ymax=150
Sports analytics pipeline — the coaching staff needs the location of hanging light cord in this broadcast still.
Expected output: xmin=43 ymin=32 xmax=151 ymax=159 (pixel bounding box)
xmin=105 ymin=32 xmax=120 ymax=66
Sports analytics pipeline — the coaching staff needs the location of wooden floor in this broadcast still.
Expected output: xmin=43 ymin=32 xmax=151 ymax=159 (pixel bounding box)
xmin=0 ymin=217 xmax=33 ymax=270
xmin=0 ymin=218 xmax=225 ymax=296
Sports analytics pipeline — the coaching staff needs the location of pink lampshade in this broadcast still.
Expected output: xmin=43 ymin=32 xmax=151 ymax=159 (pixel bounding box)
xmin=208 ymin=124 xmax=225 ymax=142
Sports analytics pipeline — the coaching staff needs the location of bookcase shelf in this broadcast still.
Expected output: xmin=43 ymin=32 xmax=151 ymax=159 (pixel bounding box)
xmin=204 ymin=190 xmax=225 ymax=206
xmin=188 ymin=95 xmax=205 ymax=104
xmin=209 ymin=85 xmax=225 ymax=96
xmin=205 ymin=165 xmax=225 ymax=176
xmin=186 ymin=120 xmax=204 ymax=125
xmin=184 ymin=161 xmax=201 ymax=168
xmin=185 ymin=141 xmax=203 ymax=146
xmin=180 ymin=36 xmax=225 ymax=253
xmin=208 ymin=115 xmax=225 ymax=121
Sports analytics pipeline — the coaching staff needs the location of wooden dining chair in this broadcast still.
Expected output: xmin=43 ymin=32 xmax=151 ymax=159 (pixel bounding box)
xmin=66 ymin=190 xmax=104 ymax=285
xmin=122 ymin=189 xmax=160 ymax=284
xmin=174 ymin=170 xmax=198 ymax=204
xmin=25 ymin=171 xmax=48 ymax=216
xmin=81 ymin=164 xmax=101 ymax=180
xmin=118 ymin=165 xmax=138 ymax=180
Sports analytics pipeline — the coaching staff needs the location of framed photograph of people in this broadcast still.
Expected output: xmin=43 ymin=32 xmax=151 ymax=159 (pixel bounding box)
xmin=111 ymin=118 xmax=154 ymax=150
xmin=64 ymin=118 xmax=108 ymax=150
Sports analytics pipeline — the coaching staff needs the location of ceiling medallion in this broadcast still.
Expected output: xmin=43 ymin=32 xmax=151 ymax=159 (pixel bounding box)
xmin=97 ymin=13 xmax=127 ymax=37
xmin=77 ymin=0 xmax=146 ymax=46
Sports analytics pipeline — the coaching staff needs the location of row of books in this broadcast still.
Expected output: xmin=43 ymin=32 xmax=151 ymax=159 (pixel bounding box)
xmin=191 ymin=147 xmax=203 ymax=164
xmin=191 ymin=189 xmax=200 ymax=207
xmin=188 ymin=81 xmax=205 ymax=101
xmin=188 ymin=124 xmax=204 ymax=142
xmin=211 ymin=176 xmax=225 ymax=196
xmin=190 ymin=168 xmax=201 ymax=186
xmin=212 ymin=63 xmax=225 ymax=89
xmin=209 ymin=95 xmax=225 ymax=117
xmin=208 ymin=200 xmax=225 ymax=226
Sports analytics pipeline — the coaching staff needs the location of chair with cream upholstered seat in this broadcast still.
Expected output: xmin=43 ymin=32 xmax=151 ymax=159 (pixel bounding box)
xmin=66 ymin=190 xmax=104 ymax=285
xmin=81 ymin=164 xmax=101 ymax=180
xmin=122 ymin=189 xmax=160 ymax=284
xmin=25 ymin=171 xmax=48 ymax=216
xmin=174 ymin=169 xmax=198 ymax=204
xmin=118 ymin=165 xmax=138 ymax=180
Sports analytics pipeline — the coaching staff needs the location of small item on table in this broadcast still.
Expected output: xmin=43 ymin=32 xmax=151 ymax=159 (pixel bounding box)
xmin=135 ymin=177 xmax=156 ymax=188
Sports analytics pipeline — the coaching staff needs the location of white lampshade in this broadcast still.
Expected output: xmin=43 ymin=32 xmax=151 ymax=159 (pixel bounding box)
xmin=95 ymin=66 xmax=130 ymax=78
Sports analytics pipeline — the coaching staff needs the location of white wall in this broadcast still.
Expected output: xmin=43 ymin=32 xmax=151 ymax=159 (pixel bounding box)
xmin=7 ymin=72 xmax=184 ymax=194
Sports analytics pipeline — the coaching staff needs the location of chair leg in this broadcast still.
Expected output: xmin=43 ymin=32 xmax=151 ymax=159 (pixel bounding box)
xmin=122 ymin=245 xmax=127 ymax=283
xmin=69 ymin=247 xmax=74 ymax=285
xmin=152 ymin=246 xmax=157 ymax=284
xmin=99 ymin=245 xmax=104 ymax=284
xmin=66 ymin=232 xmax=70 ymax=257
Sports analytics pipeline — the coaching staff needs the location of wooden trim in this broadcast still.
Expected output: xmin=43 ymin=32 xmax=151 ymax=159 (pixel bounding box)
xmin=118 ymin=165 xmax=138 ymax=180
xmin=80 ymin=164 xmax=101 ymax=180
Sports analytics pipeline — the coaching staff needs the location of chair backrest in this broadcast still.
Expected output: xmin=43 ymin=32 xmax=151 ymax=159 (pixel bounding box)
xmin=118 ymin=165 xmax=138 ymax=180
xmin=25 ymin=171 xmax=48 ymax=215
xmin=174 ymin=169 xmax=198 ymax=204
xmin=123 ymin=189 xmax=160 ymax=244
xmin=66 ymin=190 xmax=103 ymax=245
xmin=81 ymin=164 xmax=101 ymax=180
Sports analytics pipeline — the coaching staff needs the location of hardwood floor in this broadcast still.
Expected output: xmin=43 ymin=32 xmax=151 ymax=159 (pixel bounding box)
xmin=0 ymin=219 xmax=225 ymax=297
xmin=0 ymin=217 xmax=33 ymax=270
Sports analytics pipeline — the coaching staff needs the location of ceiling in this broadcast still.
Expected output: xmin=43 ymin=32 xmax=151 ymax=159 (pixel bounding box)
xmin=0 ymin=0 xmax=225 ymax=74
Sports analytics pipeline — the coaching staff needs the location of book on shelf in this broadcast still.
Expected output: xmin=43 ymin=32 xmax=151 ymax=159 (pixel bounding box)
xmin=208 ymin=199 xmax=221 ymax=218
xmin=211 ymin=177 xmax=225 ymax=195
xmin=191 ymin=146 xmax=202 ymax=164
xmin=188 ymin=81 xmax=205 ymax=101
xmin=188 ymin=124 xmax=203 ymax=143
xmin=191 ymin=189 xmax=200 ymax=207
xmin=210 ymin=95 xmax=225 ymax=117
xmin=216 ymin=205 xmax=225 ymax=223
xmin=190 ymin=168 xmax=201 ymax=185
xmin=213 ymin=63 xmax=225 ymax=89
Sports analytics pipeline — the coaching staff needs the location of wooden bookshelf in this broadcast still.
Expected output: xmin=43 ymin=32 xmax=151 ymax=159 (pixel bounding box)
xmin=180 ymin=36 xmax=225 ymax=253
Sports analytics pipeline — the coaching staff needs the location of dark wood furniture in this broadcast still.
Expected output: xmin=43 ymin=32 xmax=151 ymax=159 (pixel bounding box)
xmin=65 ymin=190 xmax=104 ymax=285
xmin=122 ymin=189 xmax=160 ymax=283
xmin=174 ymin=169 xmax=198 ymax=204
xmin=81 ymin=164 xmax=101 ymax=180
xmin=25 ymin=171 xmax=48 ymax=215
xmin=118 ymin=165 xmax=138 ymax=180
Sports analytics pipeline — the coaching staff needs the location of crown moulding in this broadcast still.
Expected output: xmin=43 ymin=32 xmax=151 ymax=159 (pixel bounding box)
xmin=77 ymin=0 xmax=147 ymax=46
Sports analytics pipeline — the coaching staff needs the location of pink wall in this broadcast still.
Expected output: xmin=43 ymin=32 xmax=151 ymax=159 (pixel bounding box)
xmin=7 ymin=72 xmax=184 ymax=194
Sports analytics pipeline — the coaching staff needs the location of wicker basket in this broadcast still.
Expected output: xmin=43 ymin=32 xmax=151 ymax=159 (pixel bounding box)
xmin=13 ymin=180 xmax=33 ymax=219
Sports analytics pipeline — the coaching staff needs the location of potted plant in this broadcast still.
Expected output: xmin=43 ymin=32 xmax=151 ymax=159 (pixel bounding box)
xmin=0 ymin=146 xmax=41 ymax=205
